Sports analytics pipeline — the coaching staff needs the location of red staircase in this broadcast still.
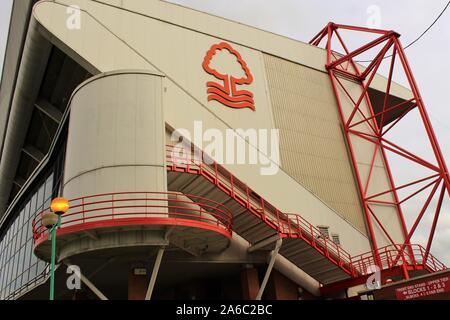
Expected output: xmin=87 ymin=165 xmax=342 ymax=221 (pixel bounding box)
xmin=166 ymin=144 xmax=447 ymax=285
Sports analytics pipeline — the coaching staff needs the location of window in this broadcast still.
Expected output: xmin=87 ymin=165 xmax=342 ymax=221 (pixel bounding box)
xmin=0 ymin=141 xmax=66 ymax=299
xmin=317 ymin=226 xmax=330 ymax=239
xmin=331 ymin=234 xmax=341 ymax=246
xmin=0 ymin=173 xmax=53 ymax=298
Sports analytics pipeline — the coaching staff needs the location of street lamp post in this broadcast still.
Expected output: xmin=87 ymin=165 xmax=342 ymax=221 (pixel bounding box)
xmin=42 ymin=197 xmax=69 ymax=300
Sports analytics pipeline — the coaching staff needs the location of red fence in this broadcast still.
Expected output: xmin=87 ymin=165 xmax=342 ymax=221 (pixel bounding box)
xmin=351 ymin=244 xmax=447 ymax=275
xmin=167 ymin=144 xmax=358 ymax=275
xmin=167 ymin=144 xmax=447 ymax=277
xmin=32 ymin=191 xmax=233 ymax=243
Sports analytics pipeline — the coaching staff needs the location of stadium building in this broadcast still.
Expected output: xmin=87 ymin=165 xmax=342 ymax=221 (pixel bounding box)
xmin=0 ymin=0 xmax=448 ymax=300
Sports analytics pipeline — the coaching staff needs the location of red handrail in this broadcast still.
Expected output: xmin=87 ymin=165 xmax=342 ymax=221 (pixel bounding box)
xmin=32 ymin=191 xmax=233 ymax=243
xmin=166 ymin=144 xmax=447 ymax=277
xmin=167 ymin=144 xmax=356 ymax=274
xmin=350 ymin=244 xmax=447 ymax=275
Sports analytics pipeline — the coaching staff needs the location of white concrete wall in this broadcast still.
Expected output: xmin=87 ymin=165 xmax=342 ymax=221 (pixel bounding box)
xmin=63 ymin=71 xmax=167 ymax=224
xmin=33 ymin=0 xmax=374 ymax=255
xmin=30 ymin=0 xmax=414 ymax=255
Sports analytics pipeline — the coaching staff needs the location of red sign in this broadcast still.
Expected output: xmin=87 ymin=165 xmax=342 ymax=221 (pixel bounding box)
xmin=202 ymin=42 xmax=255 ymax=111
xmin=395 ymin=276 xmax=450 ymax=300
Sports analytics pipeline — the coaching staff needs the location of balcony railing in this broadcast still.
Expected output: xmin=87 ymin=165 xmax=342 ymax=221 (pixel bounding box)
xmin=350 ymin=244 xmax=447 ymax=275
xmin=32 ymin=191 xmax=233 ymax=244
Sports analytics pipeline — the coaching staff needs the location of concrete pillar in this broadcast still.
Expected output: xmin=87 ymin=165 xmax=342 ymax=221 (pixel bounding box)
xmin=58 ymin=70 xmax=168 ymax=257
xmin=241 ymin=265 xmax=260 ymax=300
xmin=266 ymin=270 xmax=299 ymax=300
xmin=128 ymin=270 xmax=148 ymax=300
xmin=63 ymin=70 xmax=167 ymax=201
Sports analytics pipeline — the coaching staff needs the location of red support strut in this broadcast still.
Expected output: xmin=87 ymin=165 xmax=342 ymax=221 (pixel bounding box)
xmin=310 ymin=23 xmax=450 ymax=270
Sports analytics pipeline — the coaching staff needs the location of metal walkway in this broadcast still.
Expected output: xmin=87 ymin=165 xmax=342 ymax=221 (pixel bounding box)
xmin=165 ymin=145 xmax=446 ymax=285
xmin=167 ymin=145 xmax=356 ymax=284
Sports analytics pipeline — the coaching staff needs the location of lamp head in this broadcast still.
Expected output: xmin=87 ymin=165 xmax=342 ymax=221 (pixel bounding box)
xmin=42 ymin=212 xmax=58 ymax=230
xmin=50 ymin=197 xmax=69 ymax=216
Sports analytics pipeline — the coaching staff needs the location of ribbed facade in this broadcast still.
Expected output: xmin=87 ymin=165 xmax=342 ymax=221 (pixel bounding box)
xmin=263 ymin=54 xmax=366 ymax=234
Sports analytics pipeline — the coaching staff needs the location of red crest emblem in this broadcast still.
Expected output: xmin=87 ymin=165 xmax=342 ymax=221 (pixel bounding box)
xmin=202 ymin=42 xmax=255 ymax=111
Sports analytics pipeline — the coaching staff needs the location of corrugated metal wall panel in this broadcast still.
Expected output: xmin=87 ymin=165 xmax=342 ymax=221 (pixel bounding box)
xmin=264 ymin=54 xmax=367 ymax=234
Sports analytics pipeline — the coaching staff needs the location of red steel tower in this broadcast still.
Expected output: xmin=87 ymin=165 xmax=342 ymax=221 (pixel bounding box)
xmin=310 ymin=23 xmax=450 ymax=278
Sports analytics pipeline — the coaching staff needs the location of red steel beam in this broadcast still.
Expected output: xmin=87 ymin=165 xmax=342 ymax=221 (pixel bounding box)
xmin=327 ymin=33 xmax=392 ymax=70
xmin=393 ymin=37 xmax=450 ymax=195
xmin=380 ymin=47 xmax=397 ymax=131
xmin=328 ymin=69 xmax=382 ymax=266
xmin=391 ymin=180 xmax=441 ymax=266
xmin=423 ymin=184 xmax=445 ymax=264
xmin=311 ymin=23 xmax=450 ymax=271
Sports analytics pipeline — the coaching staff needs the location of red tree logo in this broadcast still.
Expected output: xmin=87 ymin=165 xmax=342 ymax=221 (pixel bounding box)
xmin=202 ymin=42 xmax=255 ymax=111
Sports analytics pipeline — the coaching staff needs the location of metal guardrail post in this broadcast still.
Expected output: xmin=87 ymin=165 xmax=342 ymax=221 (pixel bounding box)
xmin=111 ymin=194 xmax=114 ymax=220
xmin=245 ymin=185 xmax=250 ymax=209
xmin=260 ymin=198 xmax=265 ymax=221
xmin=323 ymin=237 xmax=328 ymax=257
xmin=296 ymin=216 xmax=301 ymax=237
xmin=230 ymin=175 xmax=234 ymax=197
xmin=387 ymin=248 xmax=392 ymax=268
xmin=287 ymin=216 xmax=291 ymax=237
xmin=82 ymin=197 xmax=85 ymax=224
xmin=275 ymin=209 xmax=281 ymax=233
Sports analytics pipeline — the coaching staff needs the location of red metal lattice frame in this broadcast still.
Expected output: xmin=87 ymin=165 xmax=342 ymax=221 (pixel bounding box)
xmin=310 ymin=23 xmax=450 ymax=275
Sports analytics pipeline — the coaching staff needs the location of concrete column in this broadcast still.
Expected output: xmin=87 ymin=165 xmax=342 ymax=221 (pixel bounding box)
xmin=128 ymin=270 xmax=148 ymax=300
xmin=266 ymin=270 xmax=299 ymax=300
xmin=57 ymin=70 xmax=168 ymax=258
xmin=63 ymin=70 xmax=167 ymax=201
xmin=241 ymin=265 xmax=260 ymax=300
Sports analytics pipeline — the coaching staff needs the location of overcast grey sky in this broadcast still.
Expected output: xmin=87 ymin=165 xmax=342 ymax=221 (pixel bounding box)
xmin=0 ymin=0 xmax=449 ymax=264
